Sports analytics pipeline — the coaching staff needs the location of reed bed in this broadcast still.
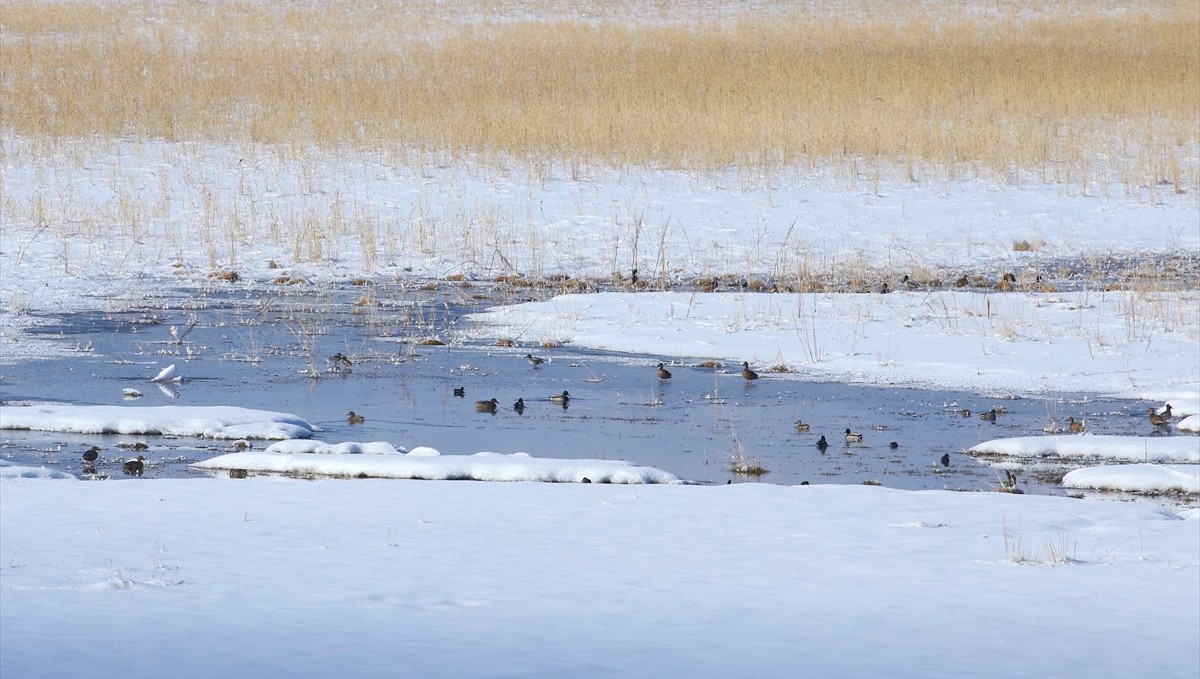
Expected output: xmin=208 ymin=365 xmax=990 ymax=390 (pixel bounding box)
xmin=2 ymin=0 xmax=1197 ymax=186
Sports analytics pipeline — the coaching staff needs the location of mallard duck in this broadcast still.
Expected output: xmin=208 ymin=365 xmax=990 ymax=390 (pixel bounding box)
xmin=328 ymin=352 xmax=352 ymax=367
xmin=549 ymin=391 xmax=571 ymax=403
xmin=940 ymin=453 xmax=951 ymax=467
xmin=513 ymin=397 xmax=525 ymax=415
xmin=526 ymin=353 xmax=545 ymax=367
xmin=980 ymin=409 xmax=998 ymax=422
xmin=816 ymin=435 xmax=828 ymax=452
xmin=1158 ymin=403 xmax=1174 ymax=419
xmin=475 ymin=398 xmax=499 ymax=413
xmin=82 ymin=445 xmax=100 ymax=463
xmin=657 ymin=362 xmax=672 ymax=380
xmin=453 ymin=386 xmax=465 ymax=398
xmin=347 ymin=411 xmax=365 ymax=424
xmin=1067 ymin=416 xmax=1086 ymax=433
xmin=122 ymin=456 xmax=146 ymax=477
xmin=844 ymin=428 xmax=864 ymax=444
xmin=1148 ymin=408 xmax=1168 ymax=427
xmin=794 ymin=420 xmax=810 ymax=433
xmin=741 ymin=362 xmax=759 ymax=382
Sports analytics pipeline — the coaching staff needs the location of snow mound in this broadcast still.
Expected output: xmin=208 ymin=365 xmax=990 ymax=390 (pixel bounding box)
xmin=969 ymin=435 xmax=1199 ymax=463
xmin=0 ymin=405 xmax=318 ymax=440
xmin=0 ymin=461 xmax=77 ymax=481
xmin=1063 ymin=464 xmax=1200 ymax=494
xmin=264 ymin=440 xmax=406 ymax=455
xmin=1179 ymin=415 xmax=1199 ymax=433
xmin=192 ymin=449 xmax=680 ymax=484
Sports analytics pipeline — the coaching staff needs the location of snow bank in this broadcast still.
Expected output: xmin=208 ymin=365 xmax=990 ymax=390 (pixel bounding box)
xmin=0 ymin=460 xmax=76 ymax=481
xmin=968 ymin=435 xmax=1199 ymax=463
xmin=1063 ymin=464 xmax=1200 ymax=495
xmin=263 ymin=440 xmax=406 ymax=455
xmin=1179 ymin=415 xmax=1199 ymax=433
xmin=0 ymin=405 xmax=317 ymax=440
xmin=192 ymin=449 xmax=680 ymax=484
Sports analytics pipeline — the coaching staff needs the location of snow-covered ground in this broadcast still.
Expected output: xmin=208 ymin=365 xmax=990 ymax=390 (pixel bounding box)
xmin=2 ymin=473 xmax=1197 ymax=679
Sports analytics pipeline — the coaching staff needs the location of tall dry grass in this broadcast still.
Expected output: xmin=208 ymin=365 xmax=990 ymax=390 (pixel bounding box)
xmin=2 ymin=0 xmax=1197 ymax=184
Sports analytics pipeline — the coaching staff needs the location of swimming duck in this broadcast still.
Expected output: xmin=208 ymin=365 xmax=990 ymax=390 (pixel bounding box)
xmin=816 ymin=436 xmax=828 ymax=452
xmin=475 ymin=398 xmax=499 ymax=414
xmin=960 ymin=409 xmax=972 ymax=418
xmin=657 ymin=363 xmax=673 ymax=380
xmin=889 ymin=441 xmax=899 ymax=449
xmin=844 ymin=428 xmax=864 ymax=444
xmin=347 ymin=411 xmax=365 ymax=424
xmin=940 ymin=453 xmax=951 ymax=467
xmin=794 ymin=420 xmax=810 ymax=433
xmin=122 ymin=456 xmax=146 ymax=477
xmin=526 ymin=353 xmax=545 ymax=367
xmin=741 ymin=362 xmax=759 ymax=382
xmin=82 ymin=446 xmax=100 ymax=463
xmin=1067 ymin=416 xmax=1086 ymax=433
xmin=453 ymin=386 xmax=465 ymax=398
xmin=513 ymin=398 xmax=525 ymax=415
xmin=980 ymin=409 xmax=998 ymax=422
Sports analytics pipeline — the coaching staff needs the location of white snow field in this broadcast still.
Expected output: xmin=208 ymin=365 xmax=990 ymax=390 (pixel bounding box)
xmin=1063 ymin=464 xmax=1200 ymax=494
xmin=0 ymin=404 xmax=318 ymax=440
xmin=2 ymin=476 xmax=1198 ymax=679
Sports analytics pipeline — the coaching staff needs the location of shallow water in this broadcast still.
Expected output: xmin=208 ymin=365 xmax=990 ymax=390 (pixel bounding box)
xmin=0 ymin=282 xmax=1182 ymax=498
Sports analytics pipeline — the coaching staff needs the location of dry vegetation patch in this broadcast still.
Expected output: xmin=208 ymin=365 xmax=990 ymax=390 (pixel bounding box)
xmin=2 ymin=0 xmax=1196 ymax=187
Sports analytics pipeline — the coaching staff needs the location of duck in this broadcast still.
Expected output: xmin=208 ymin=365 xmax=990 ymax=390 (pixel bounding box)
xmin=1067 ymin=416 xmax=1086 ymax=433
xmin=960 ymin=409 xmax=972 ymax=418
xmin=1158 ymin=403 xmax=1174 ymax=419
xmin=513 ymin=398 xmax=525 ymax=415
xmin=844 ymin=428 xmax=864 ymax=444
xmin=816 ymin=435 xmax=829 ymax=452
xmin=657 ymin=362 xmax=673 ymax=380
xmin=526 ymin=353 xmax=545 ymax=368
xmin=549 ymin=390 xmax=571 ymax=406
xmin=1148 ymin=408 xmax=1168 ymax=427
xmin=82 ymin=445 xmax=100 ymax=463
xmin=741 ymin=362 xmax=759 ymax=382
xmin=453 ymin=386 xmax=465 ymax=398
xmin=940 ymin=453 xmax=951 ymax=467
xmin=347 ymin=411 xmax=365 ymax=424
xmin=475 ymin=398 xmax=499 ymax=414
xmin=794 ymin=420 xmax=810 ymax=433
xmin=122 ymin=456 xmax=146 ymax=477
xmin=328 ymin=352 xmax=352 ymax=368
xmin=979 ymin=409 xmax=998 ymax=422
xmin=889 ymin=441 xmax=899 ymax=449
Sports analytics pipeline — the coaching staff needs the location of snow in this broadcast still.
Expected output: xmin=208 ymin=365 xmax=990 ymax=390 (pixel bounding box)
xmin=466 ymin=289 xmax=1200 ymax=396
xmin=193 ymin=448 xmax=681 ymax=484
xmin=1 ymin=477 xmax=1196 ymax=678
xmin=1181 ymin=415 xmax=1200 ymax=433
xmin=0 ymin=405 xmax=318 ymax=440
xmin=262 ymin=439 xmax=408 ymax=455
xmin=1063 ymin=464 xmax=1200 ymax=494
xmin=0 ymin=460 xmax=78 ymax=481
xmin=969 ymin=435 xmax=1200 ymax=463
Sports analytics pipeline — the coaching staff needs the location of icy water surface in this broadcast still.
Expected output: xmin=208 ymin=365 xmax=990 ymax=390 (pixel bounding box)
xmin=0 ymin=281 xmax=1180 ymax=497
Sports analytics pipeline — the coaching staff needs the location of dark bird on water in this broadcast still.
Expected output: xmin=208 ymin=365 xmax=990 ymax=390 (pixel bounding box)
xmin=347 ymin=411 xmax=365 ymax=424
xmin=889 ymin=441 xmax=899 ymax=449
xmin=453 ymin=386 xmax=465 ymax=398
xmin=741 ymin=362 xmax=759 ymax=382
xmin=657 ymin=362 xmax=672 ymax=380
xmin=513 ymin=398 xmax=525 ymax=415
xmin=526 ymin=353 xmax=545 ymax=367
xmin=980 ymin=409 xmax=998 ymax=422
xmin=476 ymin=398 xmax=499 ymax=414
xmin=82 ymin=446 xmax=100 ymax=463
xmin=122 ymin=456 xmax=146 ymax=477
xmin=816 ymin=435 xmax=829 ymax=452
xmin=940 ymin=453 xmax=951 ymax=467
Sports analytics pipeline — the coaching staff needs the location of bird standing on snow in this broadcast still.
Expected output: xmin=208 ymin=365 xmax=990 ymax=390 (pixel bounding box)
xmin=741 ymin=362 xmax=759 ymax=382
xmin=844 ymin=428 xmax=864 ymax=444
xmin=657 ymin=363 xmax=672 ymax=380
xmin=122 ymin=456 xmax=146 ymax=477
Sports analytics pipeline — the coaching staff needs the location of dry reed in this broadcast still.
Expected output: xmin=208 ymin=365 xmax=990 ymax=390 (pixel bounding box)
xmin=2 ymin=0 xmax=1197 ymax=186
